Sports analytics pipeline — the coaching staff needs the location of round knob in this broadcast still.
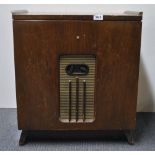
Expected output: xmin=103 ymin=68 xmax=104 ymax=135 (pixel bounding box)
xmin=66 ymin=65 xmax=74 ymax=75
xmin=80 ymin=66 xmax=87 ymax=73
xmin=76 ymin=35 xmax=80 ymax=40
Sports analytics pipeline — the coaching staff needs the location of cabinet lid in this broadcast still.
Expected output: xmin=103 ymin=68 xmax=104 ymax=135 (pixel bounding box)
xmin=12 ymin=10 xmax=143 ymax=21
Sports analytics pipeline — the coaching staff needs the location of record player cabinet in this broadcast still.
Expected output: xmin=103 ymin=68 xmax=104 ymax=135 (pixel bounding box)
xmin=12 ymin=11 xmax=142 ymax=145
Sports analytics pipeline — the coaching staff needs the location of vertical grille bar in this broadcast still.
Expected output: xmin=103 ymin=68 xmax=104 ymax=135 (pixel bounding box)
xmin=69 ymin=80 xmax=72 ymax=122
xmin=76 ymin=77 xmax=79 ymax=122
xmin=83 ymin=80 xmax=86 ymax=122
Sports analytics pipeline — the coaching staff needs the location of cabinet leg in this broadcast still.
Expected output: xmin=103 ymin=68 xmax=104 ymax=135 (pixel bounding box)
xmin=19 ymin=131 xmax=28 ymax=146
xmin=124 ymin=130 xmax=135 ymax=145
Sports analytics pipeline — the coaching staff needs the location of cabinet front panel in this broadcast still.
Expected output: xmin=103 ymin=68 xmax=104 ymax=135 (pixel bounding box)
xmin=13 ymin=20 xmax=141 ymax=130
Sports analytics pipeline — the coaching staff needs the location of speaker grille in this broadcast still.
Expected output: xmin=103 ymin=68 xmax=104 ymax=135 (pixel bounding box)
xmin=59 ymin=55 xmax=96 ymax=123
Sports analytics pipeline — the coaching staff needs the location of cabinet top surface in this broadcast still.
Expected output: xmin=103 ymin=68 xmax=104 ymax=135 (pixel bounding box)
xmin=12 ymin=10 xmax=143 ymax=21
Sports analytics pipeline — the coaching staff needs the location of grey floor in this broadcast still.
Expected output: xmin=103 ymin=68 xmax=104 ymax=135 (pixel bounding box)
xmin=0 ymin=109 xmax=155 ymax=151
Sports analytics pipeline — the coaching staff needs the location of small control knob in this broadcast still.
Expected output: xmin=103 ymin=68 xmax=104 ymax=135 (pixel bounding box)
xmin=66 ymin=65 xmax=74 ymax=75
xmin=80 ymin=66 xmax=87 ymax=73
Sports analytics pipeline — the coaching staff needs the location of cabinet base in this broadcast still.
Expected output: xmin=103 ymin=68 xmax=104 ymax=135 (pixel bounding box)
xmin=19 ymin=130 xmax=135 ymax=146
xmin=19 ymin=131 xmax=28 ymax=146
xmin=124 ymin=130 xmax=135 ymax=145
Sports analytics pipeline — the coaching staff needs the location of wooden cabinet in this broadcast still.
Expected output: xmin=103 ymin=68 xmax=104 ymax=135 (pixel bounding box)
xmin=12 ymin=11 xmax=142 ymax=145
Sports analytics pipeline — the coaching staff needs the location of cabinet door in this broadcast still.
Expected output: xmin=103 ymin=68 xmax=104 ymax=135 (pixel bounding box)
xmin=95 ymin=21 xmax=142 ymax=129
xmin=13 ymin=20 xmax=97 ymax=130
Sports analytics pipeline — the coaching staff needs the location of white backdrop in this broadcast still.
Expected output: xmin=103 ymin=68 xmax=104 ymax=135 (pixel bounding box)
xmin=0 ymin=4 xmax=155 ymax=111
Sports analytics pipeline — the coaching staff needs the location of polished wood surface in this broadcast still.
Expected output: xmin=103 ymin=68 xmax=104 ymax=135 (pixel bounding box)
xmin=13 ymin=14 xmax=142 ymax=131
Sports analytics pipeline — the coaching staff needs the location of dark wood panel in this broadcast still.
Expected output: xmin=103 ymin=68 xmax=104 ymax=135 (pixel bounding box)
xmin=95 ymin=21 xmax=142 ymax=129
xmin=13 ymin=20 xmax=97 ymax=130
xmin=13 ymin=20 xmax=142 ymax=130
xmin=13 ymin=21 xmax=59 ymax=130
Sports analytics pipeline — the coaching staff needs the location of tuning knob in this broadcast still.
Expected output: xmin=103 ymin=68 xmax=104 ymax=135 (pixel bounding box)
xmin=80 ymin=66 xmax=87 ymax=73
xmin=66 ymin=65 xmax=74 ymax=75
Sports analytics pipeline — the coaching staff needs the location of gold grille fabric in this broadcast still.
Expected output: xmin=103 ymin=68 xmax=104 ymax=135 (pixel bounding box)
xmin=59 ymin=55 xmax=96 ymax=123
